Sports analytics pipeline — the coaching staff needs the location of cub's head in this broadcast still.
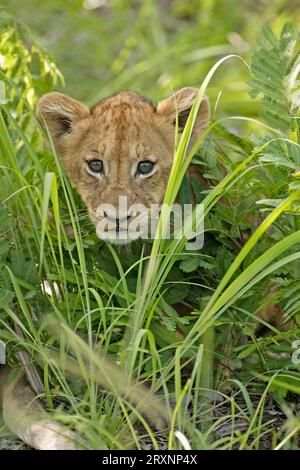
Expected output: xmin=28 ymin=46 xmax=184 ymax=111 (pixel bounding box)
xmin=37 ymin=88 xmax=209 ymax=244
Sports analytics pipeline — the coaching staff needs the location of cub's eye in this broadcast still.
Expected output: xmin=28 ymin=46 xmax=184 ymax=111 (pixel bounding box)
xmin=137 ymin=160 xmax=155 ymax=175
xmin=87 ymin=159 xmax=103 ymax=174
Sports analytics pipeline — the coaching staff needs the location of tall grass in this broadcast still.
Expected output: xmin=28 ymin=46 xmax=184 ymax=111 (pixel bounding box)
xmin=1 ymin=20 xmax=300 ymax=450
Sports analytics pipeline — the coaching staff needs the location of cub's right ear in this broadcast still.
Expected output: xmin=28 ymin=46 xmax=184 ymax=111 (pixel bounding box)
xmin=37 ymin=92 xmax=90 ymax=150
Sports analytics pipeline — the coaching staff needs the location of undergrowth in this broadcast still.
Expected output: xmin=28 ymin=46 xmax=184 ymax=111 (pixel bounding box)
xmin=0 ymin=14 xmax=300 ymax=450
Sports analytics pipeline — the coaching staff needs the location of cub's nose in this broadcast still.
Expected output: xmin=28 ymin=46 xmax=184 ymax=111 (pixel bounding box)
xmin=103 ymin=210 xmax=133 ymax=232
xmin=103 ymin=210 xmax=133 ymax=223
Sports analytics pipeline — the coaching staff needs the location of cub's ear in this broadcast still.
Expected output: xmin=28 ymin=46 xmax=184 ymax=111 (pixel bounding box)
xmin=156 ymin=87 xmax=210 ymax=146
xmin=37 ymin=92 xmax=90 ymax=150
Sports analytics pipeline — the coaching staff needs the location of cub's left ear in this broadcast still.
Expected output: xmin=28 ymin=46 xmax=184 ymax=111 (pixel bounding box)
xmin=156 ymin=87 xmax=210 ymax=146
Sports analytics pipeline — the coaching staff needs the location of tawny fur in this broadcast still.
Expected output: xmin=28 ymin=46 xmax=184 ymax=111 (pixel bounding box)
xmin=0 ymin=366 xmax=76 ymax=449
xmin=37 ymin=89 xmax=209 ymax=228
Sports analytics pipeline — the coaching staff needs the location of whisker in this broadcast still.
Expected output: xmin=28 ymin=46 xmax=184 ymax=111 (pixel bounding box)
xmin=60 ymin=214 xmax=91 ymax=223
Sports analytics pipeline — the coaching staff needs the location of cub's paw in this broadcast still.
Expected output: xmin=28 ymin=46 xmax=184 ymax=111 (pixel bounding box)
xmin=22 ymin=420 xmax=78 ymax=450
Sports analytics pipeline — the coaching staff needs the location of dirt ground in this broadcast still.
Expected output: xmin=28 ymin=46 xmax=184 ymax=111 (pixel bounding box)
xmin=1 ymin=390 xmax=299 ymax=450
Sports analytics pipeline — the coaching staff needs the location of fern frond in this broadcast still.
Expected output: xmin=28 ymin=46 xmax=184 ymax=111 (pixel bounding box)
xmin=248 ymin=23 xmax=300 ymax=135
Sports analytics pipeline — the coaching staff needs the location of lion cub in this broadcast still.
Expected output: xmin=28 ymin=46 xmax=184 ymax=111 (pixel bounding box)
xmin=38 ymin=88 xmax=209 ymax=244
xmin=0 ymin=88 xmax=209 ymax=449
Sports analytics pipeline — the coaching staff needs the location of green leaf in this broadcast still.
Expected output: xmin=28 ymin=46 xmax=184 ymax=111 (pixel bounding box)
xmin=0 ymin=286 xmax=15 ymax=307
xmin=0 ymin=239 xmax=9 ymax=257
